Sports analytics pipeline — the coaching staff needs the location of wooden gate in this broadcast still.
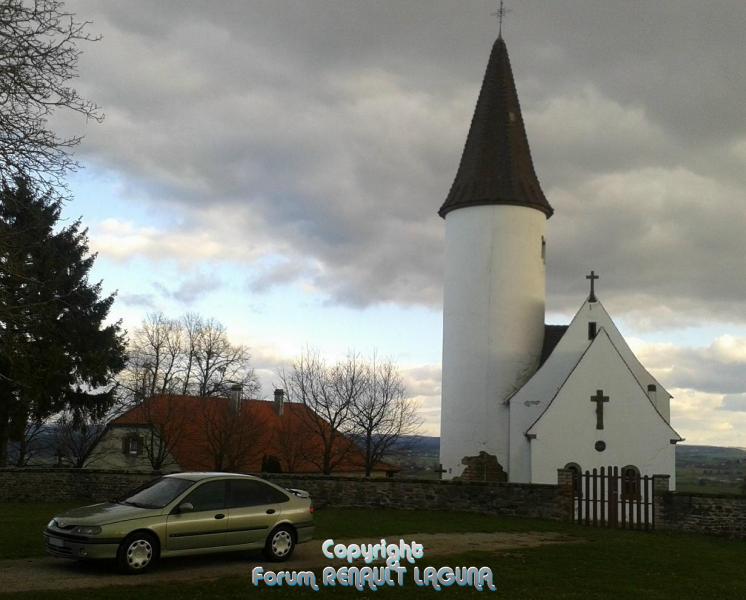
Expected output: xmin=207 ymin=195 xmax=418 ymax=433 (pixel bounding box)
xmin=571 ymin=467 xmax=656 ymax=530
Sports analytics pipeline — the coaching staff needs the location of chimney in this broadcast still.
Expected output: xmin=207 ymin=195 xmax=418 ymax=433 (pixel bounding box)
xmin=230 ymin=383 xmax=242 ymax=412
xmin=274 ymin=388 xmax=285 ymax=416
xmin=647 ymin=384 xmax=657 ymax=407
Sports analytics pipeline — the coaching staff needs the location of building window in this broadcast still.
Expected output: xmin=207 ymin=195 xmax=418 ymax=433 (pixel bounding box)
xmin=122 ymin=435 xmax=142 ymax=456
xmin=588 ymin=321 xmax=597 ymax=340
xmin=541 ymin=236 xmax=546 ymax=263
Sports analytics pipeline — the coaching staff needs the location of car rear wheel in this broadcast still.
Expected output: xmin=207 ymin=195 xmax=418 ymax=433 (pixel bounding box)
xmin=264 ymin=525 xmax=295 ymax=561
xmin=117 ymin=532 xmax=159 ymax=574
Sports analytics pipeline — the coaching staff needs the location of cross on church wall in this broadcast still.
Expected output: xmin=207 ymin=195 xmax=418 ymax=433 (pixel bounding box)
xmin=590 ymin=389 xmax=609 ymax=430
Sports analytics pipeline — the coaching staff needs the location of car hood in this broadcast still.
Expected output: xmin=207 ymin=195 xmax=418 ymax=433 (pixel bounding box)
xmin=55 ymin=502 xmax=163 ymax=526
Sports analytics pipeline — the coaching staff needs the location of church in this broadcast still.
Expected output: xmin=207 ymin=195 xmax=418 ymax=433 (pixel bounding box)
xmin=438 ymin=33 xmax=681 ymax=488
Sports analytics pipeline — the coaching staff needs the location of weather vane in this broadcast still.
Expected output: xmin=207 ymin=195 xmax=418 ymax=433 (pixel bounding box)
xmin=492 ymin=0 xmax=511 ymax=38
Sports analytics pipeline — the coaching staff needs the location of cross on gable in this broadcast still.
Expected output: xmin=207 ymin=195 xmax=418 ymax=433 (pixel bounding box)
xmin=590 ymin=389 xmax=609 ymax=430
xmin=586 ymin=270 xmax=599 ymax=302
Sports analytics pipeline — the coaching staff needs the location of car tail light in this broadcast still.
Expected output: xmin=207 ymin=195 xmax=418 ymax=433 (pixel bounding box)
xmin=309 ymin=505 xmax=315 ymax=514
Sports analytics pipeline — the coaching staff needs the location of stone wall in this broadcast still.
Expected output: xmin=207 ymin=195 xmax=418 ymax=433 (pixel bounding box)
xmin=656 ymin=491 xmax=746 ymax=539
xmin=8 ymin=468 xmax=746 ymax=538
xmin=0 ymin=469 xmax=156 ymax=503
xmin=0 ymin=468 xmax=573 ymax=521
xmin=261 ymin=473 xmax=571 ymax=520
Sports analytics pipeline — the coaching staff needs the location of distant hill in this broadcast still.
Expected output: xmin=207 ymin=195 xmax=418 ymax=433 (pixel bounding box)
xmin=384 ymin=436 xmax=440 ymax=478
xmin=389 ymin=435 xmax=439 ymax=453
xmin=385 ymin=439 xmax=746 ymax=491
xmin=676 ymin=444 xmax=746 ymax=494
xmin=676 ymin=444 xmax=746 ymax=464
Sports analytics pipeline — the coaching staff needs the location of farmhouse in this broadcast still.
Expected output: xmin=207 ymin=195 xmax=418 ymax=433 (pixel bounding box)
xmin=438 ymin=33 xmax=681 ymax=485
xmin=88 ymin=391 xmax=398 ymax=477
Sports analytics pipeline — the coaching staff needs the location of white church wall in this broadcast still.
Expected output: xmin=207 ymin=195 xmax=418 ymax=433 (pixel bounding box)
xmin=508 ymin=299 xmax=675 ymax=482
xmin=440 ymin=204 xmax=546 ymax=478
xmin=508 ymin=305 xmax=589 ymax=482
xmin=587 ymin=302 xmax=672 ymax=419
xmin=527 ymin=330 xmax=679 ymax=489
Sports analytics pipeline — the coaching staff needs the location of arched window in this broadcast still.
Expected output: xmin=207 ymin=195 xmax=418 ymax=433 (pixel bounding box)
xmin=565 ymin=463 xmax=582 ymax=497
xmin=621 ymin=465 xmax=640 ymax=500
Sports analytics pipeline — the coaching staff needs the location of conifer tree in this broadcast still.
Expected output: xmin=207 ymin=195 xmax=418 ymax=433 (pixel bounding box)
xmin=0 ymin=178 xmax=126 ymax=465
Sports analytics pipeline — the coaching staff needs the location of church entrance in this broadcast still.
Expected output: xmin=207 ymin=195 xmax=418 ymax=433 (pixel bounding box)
xmin=571 ymin=466 xmax=657 ymax=530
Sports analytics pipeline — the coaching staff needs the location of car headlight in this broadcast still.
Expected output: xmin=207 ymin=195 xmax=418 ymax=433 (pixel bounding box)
xmin=47 ymin=519 xmax=57 ymax=529
xmin=73 ymin=526 xmax=102 ymax=535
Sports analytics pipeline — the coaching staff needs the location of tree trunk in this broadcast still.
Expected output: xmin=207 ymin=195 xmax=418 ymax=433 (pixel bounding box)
xmin=365 ymin=432 xmax=373 ymax=477
xmin=15 ymin=433 xmax=27 ymax=467
xmin=0 ymin=403 xmax=8 ymax=467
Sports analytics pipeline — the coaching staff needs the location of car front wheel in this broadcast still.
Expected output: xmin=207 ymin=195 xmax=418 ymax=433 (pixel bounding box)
xmin=117 ymin=532 xmax=159 ymax=574
xmin=264 ymin=526 xmax=295 ymax=561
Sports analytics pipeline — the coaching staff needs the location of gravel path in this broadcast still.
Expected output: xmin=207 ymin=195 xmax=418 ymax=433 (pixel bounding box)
xmin=0 ymin=531 xmax=574 ymax=594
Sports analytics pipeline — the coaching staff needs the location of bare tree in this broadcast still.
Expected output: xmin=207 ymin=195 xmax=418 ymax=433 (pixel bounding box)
xmin=350 ymin=357 xmax=421 ymax=477
xmin=132 ymin=313 xmax=183 ymax=398
xmin=114 ymin=313 xmax=262 ymax=469
xmin=11 ymin=419 xmax=46 ymax=466
xmin=138 ymin=394 xmax=190 ymax=471
xmin=0 ymin=0 xmax=103 ymax=198
xmin=200 ymin=398 xmax=267 ymax=472
xmin=280 ymin=350 xmax=365 ymax=475
xmin=192 ymin=318 xmax=258 ymax=398
xmin=118 ymin=312 xmax=260 ymax=403
xmin=51 ymin=408 xmax=108 ymax=468
xmin=116 ymin=314 xmax=179 ymax=407
xmin=180 ymin=312 xmax=202 ymax=395
xmin=274 ymin=415 xmax=312 ymax=473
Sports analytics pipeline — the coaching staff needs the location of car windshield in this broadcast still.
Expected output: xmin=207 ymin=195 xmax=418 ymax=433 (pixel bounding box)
xmin=117 ymin=477 xmax=195 ymax=509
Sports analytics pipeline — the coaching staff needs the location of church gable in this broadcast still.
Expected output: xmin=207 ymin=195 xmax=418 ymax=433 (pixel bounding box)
xmin=510 ymin=298 xmax=671 ymax=422
xmin=526 ymin=329 xmax=680 ymax=485
xmin=508 ymin=296 xmax=676 ymax=482
xmin=582 ymin=302 xmax=672 ymax=417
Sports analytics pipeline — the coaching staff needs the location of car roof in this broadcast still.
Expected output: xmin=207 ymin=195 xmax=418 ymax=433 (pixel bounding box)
xmin=163 ymin=472 xmax=260 ymax=482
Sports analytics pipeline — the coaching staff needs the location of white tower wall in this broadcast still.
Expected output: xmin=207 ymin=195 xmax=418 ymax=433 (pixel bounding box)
xmin=440 ymin=204 xmax=546 ymax=479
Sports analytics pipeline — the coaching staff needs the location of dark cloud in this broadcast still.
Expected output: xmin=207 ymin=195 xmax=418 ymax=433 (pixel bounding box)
xmin=153 ymin=273 xmax=222 ymax=304
xmin=69 ymin=0 xmax=746 ymax=328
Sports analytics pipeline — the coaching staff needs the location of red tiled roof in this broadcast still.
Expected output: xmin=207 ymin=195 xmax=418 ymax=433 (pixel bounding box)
xmin=111 ymin=394 xmax=398 ymax=474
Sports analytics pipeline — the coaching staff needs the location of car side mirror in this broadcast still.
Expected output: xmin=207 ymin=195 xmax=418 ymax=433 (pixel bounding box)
xmin=177 ymin=502 xmax=194 ymax=514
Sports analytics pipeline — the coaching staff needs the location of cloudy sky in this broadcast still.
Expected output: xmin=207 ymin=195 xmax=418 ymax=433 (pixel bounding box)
xmin=59 ymin=0 xmax=746 ymax=444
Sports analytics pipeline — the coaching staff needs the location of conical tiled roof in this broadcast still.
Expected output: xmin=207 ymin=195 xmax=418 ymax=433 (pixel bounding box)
xmin=439 ymin=37 xmax=553 ymax=219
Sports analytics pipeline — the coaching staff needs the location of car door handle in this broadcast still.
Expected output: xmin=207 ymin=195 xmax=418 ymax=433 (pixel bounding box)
xmin=214 ymin=513 xmax=225 ymax=520
xmin=266 ymin=509 xmax=275 ymax=515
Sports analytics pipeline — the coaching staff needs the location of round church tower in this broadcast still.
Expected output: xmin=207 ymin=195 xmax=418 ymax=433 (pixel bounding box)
xmin=439 ymin=35 xmax=553 ymax=480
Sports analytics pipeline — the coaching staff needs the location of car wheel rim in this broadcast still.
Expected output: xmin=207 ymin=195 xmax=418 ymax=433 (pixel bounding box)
xmin=126 ymin=539 xmax=152 ymax=569
xmin=271 ymin=531 xmax=292 ymax=557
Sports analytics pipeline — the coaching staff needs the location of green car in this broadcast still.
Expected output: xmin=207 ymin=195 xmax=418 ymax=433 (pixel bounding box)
xmin=43 ymin=472 xmax=315 ymax=573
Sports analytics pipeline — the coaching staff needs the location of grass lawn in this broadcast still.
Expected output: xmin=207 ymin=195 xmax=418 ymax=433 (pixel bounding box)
xmin=0 ymin=503 xmax=567 ymax=561
xmin=3 ymin=505 xmax=746 ymax=599
xmin=313 ymin=507 xmax=568 ymax=539
xmin=0 ymin=502 xmax=79 ymax=559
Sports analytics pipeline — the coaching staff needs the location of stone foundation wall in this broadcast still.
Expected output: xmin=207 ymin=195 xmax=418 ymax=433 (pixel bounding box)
xmin=0 ymin=468 xmax=573 ymax=521
xmin=657 ymin=491 xmax=746 ymax=539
